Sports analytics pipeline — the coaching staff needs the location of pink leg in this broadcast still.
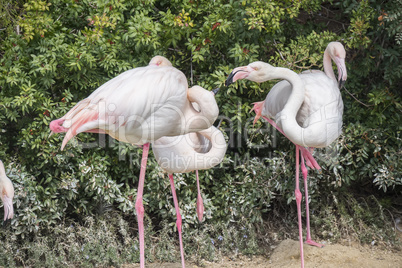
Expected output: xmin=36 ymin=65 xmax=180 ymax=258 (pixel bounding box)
xmin=195 ymin=170 xmax=204 ymax=222
xmin=135 ymin=143 xmax=149 ymax=268
xmin=300 ymin=151 xmax=324 ymax=248
xmin=295 ymin=145 xmax=305 ymax=268
xmin=168 ymin=174 xmax=186 ymax=268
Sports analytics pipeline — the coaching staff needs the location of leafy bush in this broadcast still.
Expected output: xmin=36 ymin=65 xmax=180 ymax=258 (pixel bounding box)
xmin=0 ymin=0 xmax=400 ymax=266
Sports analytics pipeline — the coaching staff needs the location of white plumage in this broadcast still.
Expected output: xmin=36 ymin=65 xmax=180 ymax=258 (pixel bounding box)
xmin=0 ymin=160 xmax=14 ymax=222
xmin=50 ymin=61 xmax=218 ymax=150
xmin=153 ymin=126 xmax=226 ymax=173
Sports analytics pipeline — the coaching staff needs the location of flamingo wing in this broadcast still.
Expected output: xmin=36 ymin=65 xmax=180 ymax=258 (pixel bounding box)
xmin=262 ymin=72 xmax=343 ymax=147
xmin=59 ymin=65 xmax=188 ymax=149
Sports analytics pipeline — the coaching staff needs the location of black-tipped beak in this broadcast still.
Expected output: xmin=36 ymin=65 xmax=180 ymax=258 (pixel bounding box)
xmin=338 ymin=66 xmax=346 ymax=88
xmin=226 ymin=69 xmax=247 ymax=86
xmin=3 ymin=218 xmax=11 ymax=228
xmin=225 ymin=70 xmax=238 ymax=86
xmin=212 ymin=87 xmax=220 ymax=95
xmin=339 ymin=79 xmax=345 ymax=89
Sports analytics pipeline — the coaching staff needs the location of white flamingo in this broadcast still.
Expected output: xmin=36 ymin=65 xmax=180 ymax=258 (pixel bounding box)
xmin=0 ymin=160 xmax=14 ymax=224
xmin=152 ymin=125 xmax=226 ymax=267
xmin=225 ymin=42 xmax=347 ymax=268
xmin=149 ymin=55 xmax=226 ymax=267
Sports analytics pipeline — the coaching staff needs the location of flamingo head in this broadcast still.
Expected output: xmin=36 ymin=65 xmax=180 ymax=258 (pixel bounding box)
xmin=148 ymin=55 xmax=172 ymax=67
xmin=326 ymin=42 xmax=347 ymax=88
xmin=226 ymin=61 xmax=274 ymax=86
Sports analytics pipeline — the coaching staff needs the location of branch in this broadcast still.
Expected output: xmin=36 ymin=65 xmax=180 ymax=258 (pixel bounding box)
xmin=343 ymin=86 xmax=373 ymax=107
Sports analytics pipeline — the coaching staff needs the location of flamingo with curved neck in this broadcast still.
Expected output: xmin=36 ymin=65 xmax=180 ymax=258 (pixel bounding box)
xmin=152 ymin=125 xmax=226 ymax=267
xmin=225 ymin=42 xmax=346 ymax=268
xmin=147 ymin=55 xmax=226 ymax=268
xmin=49 ymin=56 xmax=219 ymax=268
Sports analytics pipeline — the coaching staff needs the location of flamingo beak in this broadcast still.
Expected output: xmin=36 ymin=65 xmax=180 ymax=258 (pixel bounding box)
xmin=339 ymin=79 xmax=346 ymax=89
xmin=225 ymin=70 xmax=246 ymax=86
xmin=338 ymin=65 xmax=346 ymax=88
xmin=212 ymin=87 xmax=220 ymax=95
xmin=335 ymin=57 xmax=347 ymax=88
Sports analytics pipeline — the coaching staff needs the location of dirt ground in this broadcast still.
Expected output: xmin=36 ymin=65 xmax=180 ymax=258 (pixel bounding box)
xmin=125 ymin=235 xmax=402 ymax=268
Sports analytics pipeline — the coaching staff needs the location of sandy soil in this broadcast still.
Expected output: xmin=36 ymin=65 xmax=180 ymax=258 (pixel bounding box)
xmin=124 ymin=237 xmax=402 ymax=268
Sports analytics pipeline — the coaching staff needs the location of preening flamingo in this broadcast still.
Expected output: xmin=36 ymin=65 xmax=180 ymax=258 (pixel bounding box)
xmin=49 ymin=56 xmax=220 ymax=268
xmin=149 ymin=55 xmax=226 ymax=267
xmin=0 ymin=160 xmax=14 ymax=224
xmin=225 ymin=42 xmax=347 ymax=268
xmin=152 ymin=125 xmax=226 ymax=267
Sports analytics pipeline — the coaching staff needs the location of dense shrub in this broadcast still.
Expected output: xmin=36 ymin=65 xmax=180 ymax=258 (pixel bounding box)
xmin=0 ymin=0 xmax=400 ymax=265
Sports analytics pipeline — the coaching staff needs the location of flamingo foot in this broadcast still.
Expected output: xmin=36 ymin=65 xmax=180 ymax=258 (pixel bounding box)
xmin=250 ymin=101 xmax=265 ymax=126
xmin=305 ymin=239 xmax=325 ymax=248
xmin=300 ymin=147 xmax=321 ymax=170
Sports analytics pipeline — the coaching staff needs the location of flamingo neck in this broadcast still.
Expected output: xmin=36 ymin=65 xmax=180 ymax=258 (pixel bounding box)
xmin=0 ymin=161 xmax=5 ymax=178
xmin=273 ymin=67 xmax=307 ymax=146
xmin=186 ymin=127 xmax=227 ymax=172
xmin=275 ymin=67 xmax=305 ymax=116
xmin=323 ymin=49 xmax=336 ymax=81
xmin=198 ymin=126 xmax=227 ymax=166
xmin=182 ymin=86 xmax=219 ymax=133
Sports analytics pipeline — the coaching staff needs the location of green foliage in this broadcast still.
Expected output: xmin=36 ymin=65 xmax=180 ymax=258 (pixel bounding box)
xmin=382 ymin=0 xmax=402 ymax=45
xmin=0 ymin=0 xmax=401 ymax=265
xmin=0 ymin=215 xmax=142 ymax=267
xmin=312 ymin=193 xmax=399 ymax=247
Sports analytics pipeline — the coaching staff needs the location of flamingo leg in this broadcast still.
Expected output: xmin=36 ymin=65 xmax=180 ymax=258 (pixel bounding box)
xmin=260 ymin=116 xmax=324 ymax=263
xmin=195 ymin=170 xmax=204 ymax=222
xmin=295 ymin=145 xmax=305 ymax=268
xmin=300 ymin=150 xmax=324 ymax=248
xmin=135 ymin=143 xmax=149 ymax=268
xmin=168 ymin=174 xmax=185 ymax=268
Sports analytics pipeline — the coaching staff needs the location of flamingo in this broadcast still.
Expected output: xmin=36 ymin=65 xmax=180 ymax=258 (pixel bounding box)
xmin=49 ymin=57 xmax=220 ymax=268
xmin=148 ymin=55 xmax=226 ymax=267
xmin=0 ymin=160 xmax=14 ymax=225
xmin=148 ymin=55 xmax=220 ymax=221
xmin=148 ymin=55 xmax=213 ymax=221
xmin=152 ymin=125 xmax=226 ymax=267
xmin=225 ymin=42 xmax=347 ymax=268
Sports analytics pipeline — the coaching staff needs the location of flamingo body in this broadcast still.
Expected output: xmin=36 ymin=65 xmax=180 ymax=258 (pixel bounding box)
xmin=55 ymin=66 xmax=188 ymax=148
xmin=153 ymin=126 xmax=226 ymax=173
xmin=51 ymin=64 xmax=218 ymax=150
xmin=148 ymin=57 xmax=226 ymax=267
xmin=263 ymin=71 xmax=343 ymax=148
